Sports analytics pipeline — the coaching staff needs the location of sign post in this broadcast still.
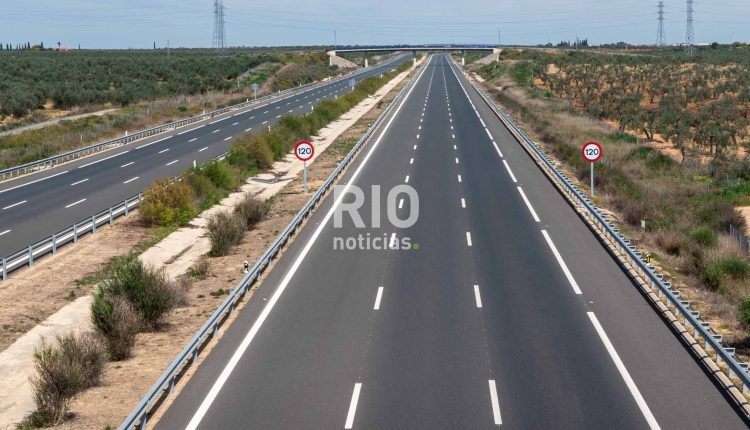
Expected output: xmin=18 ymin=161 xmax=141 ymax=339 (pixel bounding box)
xmin=251 ymin=82 xmax=259 ymax=100
xmin=294 ymin=140 xmax=315 ymax=193
xmin=581 ymin=141 xmax=603 ymax=196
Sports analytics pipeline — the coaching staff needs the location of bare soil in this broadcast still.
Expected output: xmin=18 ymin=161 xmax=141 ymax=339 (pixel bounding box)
xmin=0 ymin=218 xmax=150 ymax=352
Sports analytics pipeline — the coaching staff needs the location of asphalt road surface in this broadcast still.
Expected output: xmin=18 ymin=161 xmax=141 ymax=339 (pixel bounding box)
xmin=153 ymin=55 xmax=748 ymax=429
xmin=0 ymin=55 xmax=410 ymax=258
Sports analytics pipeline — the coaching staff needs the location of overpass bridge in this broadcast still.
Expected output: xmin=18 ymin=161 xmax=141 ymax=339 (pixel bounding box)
xmin=327 ymin=44 xmax=501 ymax=67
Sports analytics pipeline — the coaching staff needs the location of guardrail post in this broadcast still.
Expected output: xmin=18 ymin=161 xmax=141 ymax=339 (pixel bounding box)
xmin=109 ymin=207 xmax=114 ymax=225
xmin=52 ymin=234 xmax=57 ymax=254
xmin=92 ymin=215 xmax=97 ymax=233
xmin=73 ymin=224 xmax=78 ymax=243
xmin=125 ymin=200 xmax=129 ymax=216
xmin=2 ymin=258 xmax=6 ymax=281
xmin=28 ymin=246 xmax=33 ymax=267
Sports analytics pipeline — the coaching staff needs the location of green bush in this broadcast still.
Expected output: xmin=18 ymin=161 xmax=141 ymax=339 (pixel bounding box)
xmin=690 ymin=227 xmax=718 ymax=247
xmin=739 ymin=297 xmax=750 ymax=326
xmin=207 ymin=211 xmax=246 ymax=257
xmin=185 ymin=172 xmax=221 ymax=210
xmin=29 ymin=333 xmax=105 ymax=425
xmin=100 ymin=254 xmax=181 ymax=328
xmin=702 ymin=258 xmax=750 ymax=290
xmin=91 ymin=290 xmax=140 ymax=360
xmin=140 ymin=179 xmax=196 ymax=227
xmin=200 ymin=161 xmax=238 ymax=191
xmin=235 ymin=195 xmax=268 ymax=229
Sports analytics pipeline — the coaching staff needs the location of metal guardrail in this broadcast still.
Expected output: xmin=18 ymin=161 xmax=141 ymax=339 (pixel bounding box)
xmin=0 ymin=56 xmax=400 ymax=182
xmin=0 ymin=56 xmax=409 ymax=281
xmin=117 ymin=58 xmax=422 ymax=430
xmin=468 ymin=77 xmax=750 ymax=406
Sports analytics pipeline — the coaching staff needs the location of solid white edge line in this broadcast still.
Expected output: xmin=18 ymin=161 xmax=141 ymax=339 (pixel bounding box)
xmin=540 ymin=230 xmax=582 ymax=295
xmin=474 ymin=284 xmax=483 ymax=308
xmin=466 ymin=232 xmax=472 ymax=247
xmin=488 ymin=380 xmax=502 ymax=425
xmin=78 ymin=150 xmax=129 ymax=168
xmin=587 ymin=312 xmax=661 ymax=430
xmin=374 ymin=287 xmax=384 ymax=310
xmin=2 ymin=200 xmax=27 ymax=210
xmin=208 ymin=117 xmax=226 ymax=125
xmin=517 ymin=187 xmax=541 ymax=223
xmin=183 ymin=56 xmax=432 ymax=430
xmin=0 ymin=170 xmax=69 ymax=195
xmin=502 ymin=160 xmax=517 ymax=183
xmin=64 ymin=198 xmax=86 ymax=208
xmin=344 ymin=383 xmax=363 ymax=429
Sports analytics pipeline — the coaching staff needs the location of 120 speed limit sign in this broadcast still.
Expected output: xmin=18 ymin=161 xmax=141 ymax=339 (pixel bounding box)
xmin=582 ymin=141 xmax=603 ymax=163
xmin=294 ymin=140 xmax=314 ymax=161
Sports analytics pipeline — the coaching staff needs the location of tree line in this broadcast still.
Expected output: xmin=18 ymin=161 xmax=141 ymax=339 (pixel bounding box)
xmin=535 ymin=52 xmax=750 ymax=164
xmin=0 ymin=50 xmax=287 ymax=118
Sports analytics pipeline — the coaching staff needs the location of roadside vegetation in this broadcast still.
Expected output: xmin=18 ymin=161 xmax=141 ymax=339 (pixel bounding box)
xmin=0 ymin=50 xmax=341 ymax=169
xmin=468 ymin=46 xmax=750 ymax=347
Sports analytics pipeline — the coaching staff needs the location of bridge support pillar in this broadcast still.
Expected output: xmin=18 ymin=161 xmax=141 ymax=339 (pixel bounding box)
xmin=364 ymin=52 xmax=369 ymax=68
xmin=412 ymin=50 xmax=417 ymax=65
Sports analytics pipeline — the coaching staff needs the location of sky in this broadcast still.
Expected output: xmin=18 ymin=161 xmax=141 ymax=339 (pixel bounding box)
xmin=0 ymin=0 xmax=747 ymax=49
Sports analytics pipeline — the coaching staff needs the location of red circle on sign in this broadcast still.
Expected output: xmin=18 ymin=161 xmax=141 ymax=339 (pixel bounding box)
xmin=582 ymin=141 xmax=603 ymax=163
xmin=294 ymin=140 xmax=314 ymax=162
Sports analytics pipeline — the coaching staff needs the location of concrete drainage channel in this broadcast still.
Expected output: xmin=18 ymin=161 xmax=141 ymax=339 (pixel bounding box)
xmin=116 ymin=60 xmax=425 ymax=430
xmin=464 ymin=68 xmax=750 ymax=417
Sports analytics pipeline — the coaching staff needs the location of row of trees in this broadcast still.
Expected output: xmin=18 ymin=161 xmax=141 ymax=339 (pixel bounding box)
xmin=536 ymin=53 xmax=750 ymax=162
xmin=0 ymin=50 xmax=305 ymax=118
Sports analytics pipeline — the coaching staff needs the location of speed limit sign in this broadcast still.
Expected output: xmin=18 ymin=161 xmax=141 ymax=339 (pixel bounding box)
xmin=295 ymin=140 xmax=314 ymax=193
xmin=582 ymin=141 xmax=602 ymax=196
xmin=294 ymin=140 xmax=314 ymax=161
xmin=582 ymin=141 xmax=603 ymax=163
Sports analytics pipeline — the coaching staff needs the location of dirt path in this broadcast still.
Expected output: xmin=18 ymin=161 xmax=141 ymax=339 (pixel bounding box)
xmin=0 ymin=109 xmax=119 ymax=137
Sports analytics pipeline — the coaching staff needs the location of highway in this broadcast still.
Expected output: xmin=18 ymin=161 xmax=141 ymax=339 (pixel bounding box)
xmin=153 ymin=55 xmax=748 ymax=429
xmin=0 ymin=55 xmax=410 ymax=258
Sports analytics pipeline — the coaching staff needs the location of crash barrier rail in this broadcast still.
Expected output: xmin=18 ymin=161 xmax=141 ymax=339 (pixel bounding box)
xmin=466 ymin=69 xmax=750 ymax=413
xmin=0 ymin=55 xmax=406 ymax=182
xmin=0 ymin=55 xmax=409 ymax=281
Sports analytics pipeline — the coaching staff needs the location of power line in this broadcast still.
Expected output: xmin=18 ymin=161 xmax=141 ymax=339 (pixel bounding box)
xmin=656 ymin=1 xmax=666 ymax=49
xmin=212 ymin=0 xmax=226 ymax=50
xmin=685 ymin=0 xmax=695 ymax=56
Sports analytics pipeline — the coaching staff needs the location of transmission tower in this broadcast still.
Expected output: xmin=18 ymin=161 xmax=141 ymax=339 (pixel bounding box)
xmin=685 ymin=0 xmax=695 ymax=56
xmin=212 ymin=0 xmax=226 ymax=50
xmin=656 ymin=1 xmax=666 ymax=49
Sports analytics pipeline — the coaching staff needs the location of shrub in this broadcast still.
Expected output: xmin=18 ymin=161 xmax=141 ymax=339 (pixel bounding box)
xmin=29 ymin=333 xmax=105 ymax=425
xmin=101 ymin=254 xmax=181 ymax=328
xmin=140 ymin=179 xmax=196 ymax=227
xmin=185 ymin=172 xmax=221 ymax=210
xmin=91 ymin=291 xmax=140 ymax=360
xmin=690 ymin=227 xmax=718 ymax=247
xmin=702 ymin=258 xmax=750 ymax=290
xmin=200 ymin=161 xmax=238 ymax=191
xmin=235 ymin=195 xmax=268 ymax=229
xmin=739 ymin=297 xmax=750 ymax=326
xmin=207 ymin=211 xmax=246 ymax=256
xmin=187 ymin=257 xmax=211 ymax=280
